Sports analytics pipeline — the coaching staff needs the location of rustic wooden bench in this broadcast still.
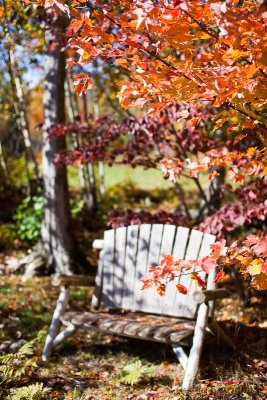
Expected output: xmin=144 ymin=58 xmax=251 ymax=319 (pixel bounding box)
xmin=42 ymin=224 xmax=232 ymax=390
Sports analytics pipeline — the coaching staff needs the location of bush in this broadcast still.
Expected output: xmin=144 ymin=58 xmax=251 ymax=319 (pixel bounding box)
xmin=13 ymin=196 xmax=43 ymax=243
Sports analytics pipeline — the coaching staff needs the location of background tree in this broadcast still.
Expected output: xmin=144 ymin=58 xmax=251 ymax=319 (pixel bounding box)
xmin=39 ymin=9 xmax=78 ymax=276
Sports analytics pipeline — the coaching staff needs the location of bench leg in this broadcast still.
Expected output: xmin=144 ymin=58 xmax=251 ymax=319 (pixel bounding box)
xmin=171 ymin=345 xmax=188 ymax=370
xmin=208 ymin=320 xmax=235 ymax=349
xmin=42 ymin=287 xmax=70 ymax=361
xmin=182 ymin=302 xmax=209 ymax=391
xmin=53 ymin=322 xmax=77 ymax=348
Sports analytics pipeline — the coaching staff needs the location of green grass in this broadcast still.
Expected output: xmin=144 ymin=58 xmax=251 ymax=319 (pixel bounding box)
xmin=68 ymin=164 xmax=173 ymax=191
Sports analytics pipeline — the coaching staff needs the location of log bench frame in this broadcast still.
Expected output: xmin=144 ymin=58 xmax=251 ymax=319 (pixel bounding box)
xmin=42 ymin=225 xmax=233 ymax=390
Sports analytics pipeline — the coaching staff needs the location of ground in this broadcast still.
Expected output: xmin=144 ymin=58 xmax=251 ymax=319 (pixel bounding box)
xmin=0 ymin=276 xmax=266 ymax=400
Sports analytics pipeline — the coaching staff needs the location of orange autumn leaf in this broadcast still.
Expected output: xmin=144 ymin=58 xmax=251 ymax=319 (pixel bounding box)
xmin=176 ymin=283 xmax=188 ymax=294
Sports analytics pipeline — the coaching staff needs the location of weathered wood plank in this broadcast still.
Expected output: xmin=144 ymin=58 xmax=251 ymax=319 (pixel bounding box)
xmin=162 ymin=226 xmax=189 ymax=316
xmin=182 ymin=301 xmax=210 ymax=390
xmin=53 ymin=323 xmax=77 ymax=348
xmin=177 ymin=229 xmax=204 ymax=318
xmin=172 ymin=227 xmax=190 ymax=259
xmin=157 ymin=225 xmax=176 ymax=314
xmin=101 ymin=229 xmax=115 ymax=307
xmin=131 ymin=224 xmax=152 ymax=311
xmin=42 ymin=287 xmax=69 ymax=361
xmin=61 ymin=310 xmax=196 ymax=344
xmin=113 ymin=227 xmax=127 ymax=307
xmin=153 ymin=324 xmax=194 ymax=342
xmin=198 ymin=233 xmax=216 ymax=258
xmin=169 ymin=329 xmax=194 ymax=344
xmin=92 ymin=239 xmax=104 ymax=249
xmin=121 ymin=225 xmax=139 ymax=310
xmin=147 ymin=224 xmax=164 ymax=267
xmin=171 ymin=344 xmax=188 ymax=369
xmin=92 ymin=249 xmax=104 ymax=309
xmin=141 ymin=224 xmax=164 ymax=313
xmin=159 ymin=224 xmax=177 ymax=258
xmin=52 ymin=274 xmax=95 ymax=287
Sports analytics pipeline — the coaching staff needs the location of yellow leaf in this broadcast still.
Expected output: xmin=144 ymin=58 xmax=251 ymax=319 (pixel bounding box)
xmin=199 ymin=32 xmax=212 ymax=40
xmin=248 ymin=259 xmax=263 ymax=275
xmin=247 ymin=147 xmax=257 ymax=157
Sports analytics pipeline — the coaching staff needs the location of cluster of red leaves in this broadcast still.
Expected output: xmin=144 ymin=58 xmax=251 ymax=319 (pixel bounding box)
xmin=50 ymin=104 xmax=219 ymax=167
xmin=142 ymin=232 xmax=267 ymax=295
xmin=108 ymin=209 xmax=187 ymax=229
xmin=199 ymin=180 xmax=267 ymax=236
xmin=141 ymin=240 xmax=226 ymax=296
xmin=161 ymin=148 xmax=267 ymax=185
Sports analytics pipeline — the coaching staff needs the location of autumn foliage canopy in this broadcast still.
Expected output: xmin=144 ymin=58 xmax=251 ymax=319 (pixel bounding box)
xmin=27 ymin=0 xmax=267 ymax=291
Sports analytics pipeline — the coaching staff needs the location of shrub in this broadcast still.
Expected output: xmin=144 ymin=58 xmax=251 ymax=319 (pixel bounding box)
xmin=13 ymin=196 xmax=43 ymax=243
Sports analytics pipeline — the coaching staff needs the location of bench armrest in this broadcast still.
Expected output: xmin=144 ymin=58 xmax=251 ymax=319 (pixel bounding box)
xmin=193 ymin=289 xmax=230 ymax=304
xmin=92 ymin=239 xmax=104 ymax=250
xmin=52 ymin=273 xmax=95 ymax=287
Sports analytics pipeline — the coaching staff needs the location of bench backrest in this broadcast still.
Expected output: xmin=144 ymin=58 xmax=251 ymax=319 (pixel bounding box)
xmin=92 ymin=224 xmax=216 ymax=319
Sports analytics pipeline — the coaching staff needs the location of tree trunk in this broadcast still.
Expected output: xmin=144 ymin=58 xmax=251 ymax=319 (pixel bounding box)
xmin=41 ymin=17 xmax=77 ymax=275
xmin=8 ymin=48 xmax=39 ymax=181
xmin=0 ymin=139 xmax=10 ymax=186
xmin=208 ymin=166 xmax=226 ymax=211
xmin=93 ymin=100 xmax=105 ymax=196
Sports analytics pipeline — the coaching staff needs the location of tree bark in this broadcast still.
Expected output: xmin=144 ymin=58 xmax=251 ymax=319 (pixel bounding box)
xmin=93 ymin=100 xmax=105 ymax=196
xmin=0 ymin=139 xmax=10 ymax=186
xmin=8 ymin=49 xmax=39 ymax=181
xmin=41 ymin=17 xmax=77 ymax=275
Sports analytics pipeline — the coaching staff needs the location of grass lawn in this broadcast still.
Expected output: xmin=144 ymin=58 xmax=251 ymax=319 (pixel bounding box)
xmin=68 ymin=164 xmax=173 ymax=191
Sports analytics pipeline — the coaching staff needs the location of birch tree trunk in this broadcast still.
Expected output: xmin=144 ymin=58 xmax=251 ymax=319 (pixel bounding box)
xmin=8 ymin=48 xmax=39 ymax=181
xmin=0 ymin=140 xmax=10 ymax=186
xmin=41 ymin=17 xmax=77 ymax=275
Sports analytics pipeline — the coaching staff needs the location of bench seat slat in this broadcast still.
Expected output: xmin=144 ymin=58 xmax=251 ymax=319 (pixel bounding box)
xmin=60 ymin=311 xmax=196 ymax=344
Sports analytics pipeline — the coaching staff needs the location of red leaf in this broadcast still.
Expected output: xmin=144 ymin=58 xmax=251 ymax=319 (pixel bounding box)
xmin=156 ymin=283 xmax=166 ymax=296
xmin=73 ymin=74 xmax=93 ymax=96
xmin=200 ymin=256 xmax=217 ymax=273
xmin=190 ymin=272 xmax=206 ymax=288
xmin=210 ymin=239 xmax=226 ymax=259
xmin=160 ymin=254 xmax=174 ymax=267
xmin=176 ymin=283 xmax=188 ymax=294
xmin=253 ymin=238 xmax=267 ymax=257
xmin=214 ymin=270 xmax=225 ymax=283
